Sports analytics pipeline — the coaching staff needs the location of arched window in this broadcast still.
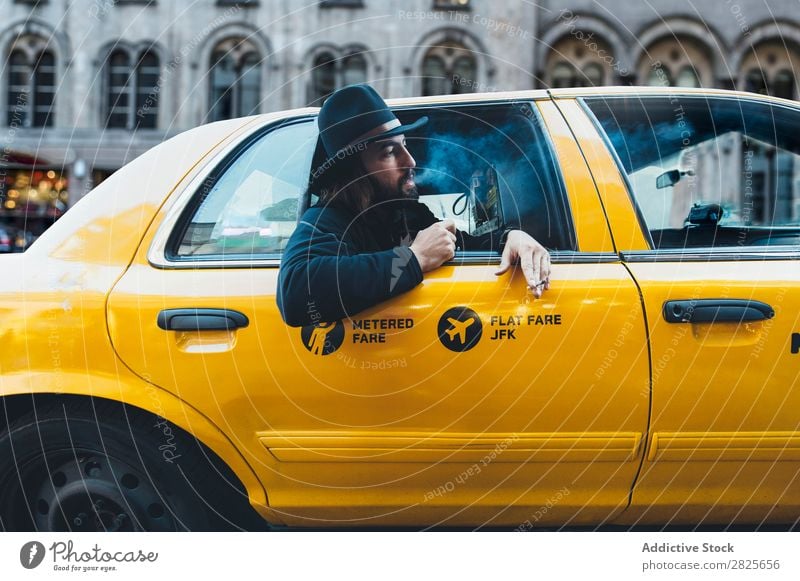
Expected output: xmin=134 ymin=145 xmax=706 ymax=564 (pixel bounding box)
xmin=551 ymin=63 xmax=577 ymax=88
xmin=545 ymin=34 xmax=613 ymax=89
xmin=745 ymin=68 xmax=769 ymax=95
xmin=105 ymin=47 xmax=160 ymax=129
xmin=647 ymin=67 xmax=672 ymax=87
xmin=676 ymin=65 xmax=700 ymax=88
xmin=7 ymin=50 xmax=32 ymax=125
xmin=310 ymin=52 xmax=336 ymax=105
xmin=136 ymin=51 xmax=160 ymax=128
xmin=106 ymin=51 xmax=131 ymax=128
xmin=582 ymin=63 xmax=604 ymax=87
xmin=342 ymin=53 xmax=367 ymax=87
xmin=209 ymin=38 xmax=262 ymax=121
xmin=6 ymin=37 xmax=56 ymax=127
xmin=421 ymin=41 xmax=477 ymax=96
xmin=422 ymin=55 xmax=447 ymax=96
xmin=309 ymin=48 xmax=369 ymax=106
xmin=740 ymin=41 xmax=799 ymax=100
xmin=773 ymin=69 xmax=795 ymax=100
xmin=639 ymin=37 xmax=712 ymax=88
xmin=451 ymin=56 xmax=476 ymax=94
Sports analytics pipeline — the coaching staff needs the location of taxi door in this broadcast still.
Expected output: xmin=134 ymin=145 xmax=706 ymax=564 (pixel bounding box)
xmin=108 ymin=100 xmax=650 ymax=528
xmin=570 ymin=92 xmax=800 ymax=526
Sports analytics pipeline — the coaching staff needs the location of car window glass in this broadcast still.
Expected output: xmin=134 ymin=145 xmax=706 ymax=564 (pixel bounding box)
xmin=587 ymin=96 xmax=800 ymax=249
xmin=396 ymin=103 xmax=573 ymax=251
xmin=176 ymin=120 xmax=317 ymax=257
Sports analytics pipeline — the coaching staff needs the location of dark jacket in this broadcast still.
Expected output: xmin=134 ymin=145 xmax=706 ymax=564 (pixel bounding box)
xmin=277 ymin=199 xmax=501 ymax=327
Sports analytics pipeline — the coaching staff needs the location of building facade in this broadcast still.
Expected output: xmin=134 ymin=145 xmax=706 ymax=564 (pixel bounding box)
xmin=1 ymin=0 xmax=799 ymax=246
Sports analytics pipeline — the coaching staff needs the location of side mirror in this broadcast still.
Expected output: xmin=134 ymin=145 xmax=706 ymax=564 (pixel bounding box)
xmin=656 ymin=169 xmax=681 ymax=189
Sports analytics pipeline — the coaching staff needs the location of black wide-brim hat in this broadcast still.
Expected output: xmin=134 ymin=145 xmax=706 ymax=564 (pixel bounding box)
xmin=313 ymin=84 xmax=427 ymax=175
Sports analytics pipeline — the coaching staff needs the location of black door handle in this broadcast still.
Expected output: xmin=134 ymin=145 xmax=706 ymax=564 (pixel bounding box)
xmin=157 ymin=308 xmax=249 ymax=331
xmin=662 ymin=299 xmax=774 ymax=324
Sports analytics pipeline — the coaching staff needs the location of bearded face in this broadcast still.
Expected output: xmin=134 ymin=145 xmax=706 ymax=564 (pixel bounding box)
xmin=368 ymin=167 xmax=418 ymax=202
xmin=359 ymin=135 xmax=419 ymax=204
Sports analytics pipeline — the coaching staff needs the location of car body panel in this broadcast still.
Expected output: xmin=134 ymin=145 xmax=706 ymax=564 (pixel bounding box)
xmin=105 ymin=100 xmax=652 ymax=527
xmin=569 ymin=94 xmax=800 ymax=525
xmin=0 ymin=115 xmax=288 ymax=523
xmin=0 ymin=252 xmax=271 ymax=523
xmin=107 ymin=259 xmax=650 ymax=526
xmin=622 ymin=263 xmax=800 ymax=525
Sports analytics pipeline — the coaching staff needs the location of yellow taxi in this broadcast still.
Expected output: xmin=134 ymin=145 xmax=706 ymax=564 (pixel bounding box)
xmin=1 ymin=87 xmax=798 ymax=531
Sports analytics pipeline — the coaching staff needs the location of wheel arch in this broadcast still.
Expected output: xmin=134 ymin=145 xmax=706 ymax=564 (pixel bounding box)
xmin=0 ymin=383 xmax=279 ymax=527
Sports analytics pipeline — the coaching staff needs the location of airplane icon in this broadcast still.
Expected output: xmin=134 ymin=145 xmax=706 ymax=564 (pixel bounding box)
xmin=444 ymin=317 xmax=475 ymax=344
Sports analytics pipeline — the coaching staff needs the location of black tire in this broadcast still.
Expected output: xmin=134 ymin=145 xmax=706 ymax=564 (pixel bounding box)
xmin=0 ymin=398 xmax=265 ymax=531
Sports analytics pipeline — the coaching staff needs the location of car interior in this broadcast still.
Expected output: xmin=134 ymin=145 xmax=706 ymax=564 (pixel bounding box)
xmin=586 ymin=96 xmax=800 ymax=250
xmin=395 ymin=103 xmax=575 ymax=251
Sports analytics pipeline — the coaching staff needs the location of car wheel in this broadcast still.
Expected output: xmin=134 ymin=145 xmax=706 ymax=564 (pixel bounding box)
xmin=0 ymin=399 xmax=255 ymax=531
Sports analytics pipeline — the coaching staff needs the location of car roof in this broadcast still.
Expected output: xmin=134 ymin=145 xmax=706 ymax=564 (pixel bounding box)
xmin=549 ymin=86 xmax=800 ymax=108
xmin=385 ymin=89 xmax=550 ymax=107
xmin=265 ymin=87 xmax=799 ymax=116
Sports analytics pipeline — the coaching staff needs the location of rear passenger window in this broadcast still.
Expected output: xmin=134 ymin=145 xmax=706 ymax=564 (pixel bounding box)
xmin=174 ymin=120 xmax=317 ymax=258
xmin=176 ymin=102 xmax=573 ymax=260
xmin=587 ymin=96 xmax=800 ymax=249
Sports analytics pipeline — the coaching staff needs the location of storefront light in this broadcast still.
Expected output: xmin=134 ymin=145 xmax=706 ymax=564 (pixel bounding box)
xmin=1 ymin=168 xmax=69 ymax=217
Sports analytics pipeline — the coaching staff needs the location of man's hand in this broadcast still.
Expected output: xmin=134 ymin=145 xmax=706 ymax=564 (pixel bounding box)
xmin=409 ymin=220 xmax=456 ymax=272
xmin=440 ymin=219 xmax=457 ymax=235
xmin=495 ymin=230 xmax=551 ymax=298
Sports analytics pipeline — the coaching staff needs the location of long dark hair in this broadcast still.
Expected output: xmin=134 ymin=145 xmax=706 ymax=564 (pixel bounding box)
xmin=308 ymin=142 xmax=378 ymax=215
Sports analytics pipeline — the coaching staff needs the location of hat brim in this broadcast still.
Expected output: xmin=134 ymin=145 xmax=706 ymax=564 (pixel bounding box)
xmin=358 ymin=116 xmax=429 ymax=146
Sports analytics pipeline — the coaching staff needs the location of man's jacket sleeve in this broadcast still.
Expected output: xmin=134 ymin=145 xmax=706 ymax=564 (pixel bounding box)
xmin=277 ymin=209 xmax=423 ymax=327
